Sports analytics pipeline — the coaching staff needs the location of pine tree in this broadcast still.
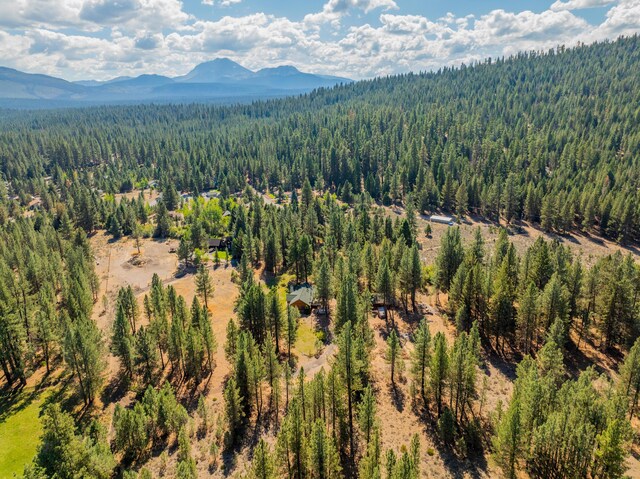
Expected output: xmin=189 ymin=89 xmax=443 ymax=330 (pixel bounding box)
xmin=197 ymin=394 xmax=210 ymax=436
xmin=276 ymin=397 xmax=307 ymax=479
xmin=358 ymin=384 xmax=377 ymax=445
xmin=516 ymin=282 xmax=538 ymax=354
xmin=429 ymin=332 xmax=448 ymax=416
xmin=195 ymin=263 xmax=214 ymax=310
xmin=112 ymin=403 xmax=149 ymax=460
xmin=315 ymin=255 xmax=331 ymax=315
xmin=32 ymin=403 xmax=115 ymax=479
xmin=493 ymin=399 xmax=522 ymax=479
xmin=154 ymin=200 xmax=171 ymax=238
xmin=447 ymin=327 xmax=478 ymax=423
xmin=409 ymin=245 xmax=422 ymax=311
xmin=286 ymin=305 xmax=299 ymax=361
xmin=489 ymin=245 xmax=517 ymax=352
xmin=540 ymin=194 xmax=557 ymax=232
xmin=267 ymin=288 xmax=284 ymax=354
xmin=135 ymin=325 xmax=158 ymax=385
xmin=593 ymin=419 xmax=631 ymax=479
xmin=619 ymin=337 xmax=640 ymax=419
xmin=386 ymin=329 xmax=401 ymax=385
xmin=252 ymin=438 xmax=276 ymax=479
xmin=358 ymin=427 xmax=382 ymax=479
xmin=398 ymin=248 xmax=413 ymax=313
xmin=248 ymin=337 xmax=266 ymax=418
xmin=177 ymin=237 xmax=191 ymax=268
xmin=435 ymin=227 xmax=464 ymax=292
xmin=539 ymin=272 xmax=569 ymax=333
xmin=35 ymin=302 xmax=57 ymax=375
xmin=411 ymin=318 xmax=431 ymax=403
xmin=376 ymin=256 xmax=394 ymax=312
xmin=336 ymin=272 xmax=359 ymax=331
xmin=224 ymin=377 xmax=244 ymax=443
xmin=456 ymin=183 xmax=469 ymax=216
xmin=184 ymin=323 xmax=204 ymax=382
xmin=112 ymin=302 xmax=135 ymax=378
xmin=309 ymin=419 xmax=342 ymax=479
xmin=63 ymin=316 xmax=106 ymax=405
xmin=168 ymin=299 xmax=187 ymax=376
xmin=200 ymin=305 xmax=217 ymax=372
xmin=337 ymin=321 xmax=361 ymax=461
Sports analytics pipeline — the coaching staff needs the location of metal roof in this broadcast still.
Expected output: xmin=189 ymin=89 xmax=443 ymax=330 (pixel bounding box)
xmin=287 ymin=285 xmax=315 ymax=307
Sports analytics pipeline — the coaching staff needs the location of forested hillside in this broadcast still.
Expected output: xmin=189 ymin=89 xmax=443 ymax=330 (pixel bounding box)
xmin=0 ymin=36 xmax=639 ymax=479
xmin=2 ymin=36 xmax=640 ymax=242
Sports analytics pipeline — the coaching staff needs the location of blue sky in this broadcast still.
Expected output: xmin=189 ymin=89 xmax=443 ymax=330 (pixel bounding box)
xmin=0 ymin=0 xmax=638 ymax=80
xmin=184 ymin=1 xmax=610 ymax=24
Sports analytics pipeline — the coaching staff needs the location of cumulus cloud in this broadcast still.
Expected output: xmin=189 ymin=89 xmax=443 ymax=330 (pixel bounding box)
xmin=79 ymin=0 xmax=139 ymax=23
xmin=0 ymin=0 xmax=639 ymax=81
xmin=305 ymin=0 xmax=398 ymax=26
xmin=0 ymin=0 xmax=189 ymax=31
xmin=550 ymin=0 xmax=615 ymax=11
xmin=591 ymin=0 xmax=640 ymax=37
xmin=202 ymin=0 xmax=242 ymax=6
xmin=0 ymin=0 xmax=88 ymax=29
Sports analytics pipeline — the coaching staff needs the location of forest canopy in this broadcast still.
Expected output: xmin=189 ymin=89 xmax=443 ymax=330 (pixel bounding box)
xmin=1 ymin=36 xmax=640 ymax=242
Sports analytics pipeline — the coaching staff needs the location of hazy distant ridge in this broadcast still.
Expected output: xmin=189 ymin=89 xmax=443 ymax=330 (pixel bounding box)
xmin=0 ymin=58 xmax=351 ymax=106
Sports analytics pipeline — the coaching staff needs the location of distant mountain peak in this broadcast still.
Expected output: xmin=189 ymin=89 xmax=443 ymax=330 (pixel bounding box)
xmin=0 ymin=59 xmax=352 ymax=107
xmin=178 ymin=58 xmax=253 ymax=83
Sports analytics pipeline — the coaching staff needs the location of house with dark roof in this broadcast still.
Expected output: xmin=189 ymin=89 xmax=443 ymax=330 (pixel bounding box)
xmin=286 ymin=283 xmax=316 ymax=312
xmin=208 ymin=236 xmax=232 ymax=252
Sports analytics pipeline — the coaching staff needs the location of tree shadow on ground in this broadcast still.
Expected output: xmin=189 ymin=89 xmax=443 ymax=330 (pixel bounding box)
xmin=101 ymin=372 xmax=130 ymax=406
xmin=482 ymin=351 xmax=517 ymax=382
xmin=389 ymin=383 xmax=405 ymax=412
xmin=415 ymin=402 xmax=490 ymax=479
xmin=0 ymin=382 xmax=31 ymax=423
xmin=563 ymin=334 xmax=623 ymax=379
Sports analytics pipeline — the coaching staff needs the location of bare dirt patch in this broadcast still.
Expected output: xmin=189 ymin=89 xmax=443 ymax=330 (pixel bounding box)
xmin=381 ymin=205 xmax=640 ymax=266
xmin=91 ymin=232 xmax=179 ymax=299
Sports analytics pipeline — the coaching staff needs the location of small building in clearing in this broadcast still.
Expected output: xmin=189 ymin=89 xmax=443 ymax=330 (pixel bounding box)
xmin=287 ymin=284 xmax=316 ymax=312
xmin=208 ymin=237 xmax=232 ymax=252
xmin=429 ymin=215 xmax=455 ymax=225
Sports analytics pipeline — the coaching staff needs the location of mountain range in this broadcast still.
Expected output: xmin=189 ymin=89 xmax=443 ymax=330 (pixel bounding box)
xmin=0 ymin=58 xmax=351 ymax=108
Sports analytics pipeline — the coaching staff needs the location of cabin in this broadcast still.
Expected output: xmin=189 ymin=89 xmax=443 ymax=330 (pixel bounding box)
xmin=208 ymin=236 xmax=232 ymax=253
xmin=287 ymin=283 xmax=316 ymax=312
xmin=429 ymin=215 xmax=455 ymax=226
xmin=371 ymin=294 xmax=388 ymax=307
xmin=28 ymin=196 xmax=42 ymax=211
xmin=200 ymin=189 xmax=219 ymax=199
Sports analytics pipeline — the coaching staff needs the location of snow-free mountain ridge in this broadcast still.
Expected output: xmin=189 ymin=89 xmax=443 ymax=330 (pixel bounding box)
xmin=0 ymin=59 xmax=351 ymax=108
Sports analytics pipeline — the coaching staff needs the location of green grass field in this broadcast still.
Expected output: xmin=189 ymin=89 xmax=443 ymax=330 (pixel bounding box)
xmin=0 ymin=388 xmax=48 ymax=478
xmin=295 ymin=322 xmax=320 ymax=357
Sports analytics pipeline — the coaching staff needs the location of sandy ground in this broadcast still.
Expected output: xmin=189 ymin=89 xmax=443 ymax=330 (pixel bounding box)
xmin=379 ymin=207 xmax=640 ymax=267
xmin=366 ymin=293 xmax=507 ymax=479
xmin=80 ymin=228 xmax=640 ymax=478
xmin=91 ymin=232 xmax=179 ymax=298
xmin=113 ymin=188 xmax=161 ymax=206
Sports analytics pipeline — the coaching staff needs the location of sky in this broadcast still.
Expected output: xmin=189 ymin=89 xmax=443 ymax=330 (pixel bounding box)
xmin=0 ymin=0 xmax=639 ymax=81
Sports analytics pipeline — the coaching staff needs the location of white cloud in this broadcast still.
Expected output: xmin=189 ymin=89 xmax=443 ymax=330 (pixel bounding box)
xmin=0 ymin=0 xmax=190 ymax=31
xmin=202 ymin=0 xmax=242 ymax=6
xmin=0 ymin=0 xmax=88 ymax=29
xmin=1 ymin=0 xmax=640 ymax=81
xmin=304 ymin=0 xmax=398 ymax=26
xmin=590 ymin=0 xmax=640 ymax=37
xmin=550 ymin=0 xmax=615 ymax=11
